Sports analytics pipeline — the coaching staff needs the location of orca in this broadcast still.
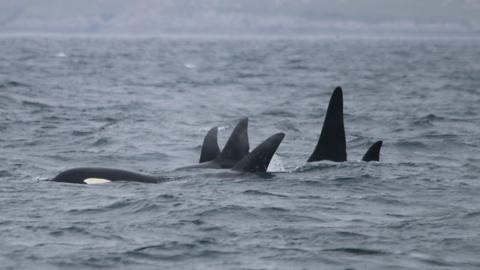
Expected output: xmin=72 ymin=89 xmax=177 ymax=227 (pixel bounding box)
xmin=51 ymin=132 xmax=285 ymax=184
xmin=181 ymin=118 xmax=249 ymax=170
xmin=51 ymin=167 xmax=162 ymax=184
xmin=233 ymin=133 xmax=284 ymax=172
xmin=207 ymin=118 xmax=249 ymax=168
xmin=307 ymin=87 xmax=382 ymax=162
xmin=199 ymin=126 xmax=220 ymax=163
xmin=51 ymin=87 xmax=384 ymax=185
xmin=362 ymin=141 xmax=383 ymax=162
xmin=308 ymin=87 xmax=347 ymax=162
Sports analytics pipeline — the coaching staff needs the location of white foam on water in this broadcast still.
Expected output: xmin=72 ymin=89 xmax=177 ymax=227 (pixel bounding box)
xmin=184 ymin=63 xmax=196 ymax=69
xmin=267 ymin=154 xmax=286 ymax=172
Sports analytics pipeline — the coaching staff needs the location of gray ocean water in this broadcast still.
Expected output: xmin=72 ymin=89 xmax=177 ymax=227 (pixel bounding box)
xmin=0 ymin=36 xmax=480 ymax=269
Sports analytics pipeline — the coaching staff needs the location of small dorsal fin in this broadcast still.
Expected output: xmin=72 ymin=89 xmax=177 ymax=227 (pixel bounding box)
xmin=308 ymin=87 xmax=347 ymax=162
xmin=214 ymin=118 xmax=249 ymax=168
xmin=233 ymin=133 xmax=285 ymax=173
xmin=362 ymin=141 xmax=383 ymax=162
xmin=199 ymin=127 xmax=220 ymax=163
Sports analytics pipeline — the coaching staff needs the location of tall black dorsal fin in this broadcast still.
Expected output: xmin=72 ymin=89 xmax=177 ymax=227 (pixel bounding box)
xmin=199 ymin=127 xmax=220 ymax=163
xmin=233 ymin=133 xmax=285 ymax=173
xmin=214 ymin=118 xmax=249 ymax=168
xmin=307 ymin=87 xmax=347 ymax=162
xmin=362 ymin=141 xmax=383 ymax=162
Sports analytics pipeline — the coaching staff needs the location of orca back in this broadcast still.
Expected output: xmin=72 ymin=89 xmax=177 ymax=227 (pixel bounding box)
xmin=52 ymin=167 xmax=160 ymax=184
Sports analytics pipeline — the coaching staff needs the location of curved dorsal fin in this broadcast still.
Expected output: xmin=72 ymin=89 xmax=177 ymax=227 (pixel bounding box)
xmin=362 ymin=141 xmax=383 ymax=162
xmin=214 ymin=118 xmax=249 ymax=168
xmin=199 ymin=127 xmax=220 ymax=163
xmin=308 ymin=87 xmax=347 ymax=162
xmin=233 ymin=133 xmax=285 ymax=173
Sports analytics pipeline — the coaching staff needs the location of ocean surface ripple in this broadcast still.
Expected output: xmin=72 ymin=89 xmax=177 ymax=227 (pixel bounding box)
xmin=1 ymin=36 xmax=480 ymax=269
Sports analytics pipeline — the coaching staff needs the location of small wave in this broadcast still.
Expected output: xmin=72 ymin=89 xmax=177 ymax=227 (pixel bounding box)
xmin=260 ymin=206 xmax=289 ymax=212
xmin=49 ymin=225 xmax=89 ymax=237
xmin=91 ymin=138 xmax=109 ymax=146
xmin=412 ymin=113 xmax=445 ymax=126
xmin=189 ymin=219 xmax=205 ymax=225
xmin=155 ymin=194 xmax=177 ymax=200
xmin=287 ymin=58 xmax=303 ymax=64
xmin=423 ymin=133 xmax=458 ymax=139
xmin=261 ymin=109 xmax=297 ymax=118
xmin=67 ymin=198 xmax=154 ymax=215
xmin=393 ymin=140 xmax=427 ymax=149
xmin=128 ymin=242 xmax=194 ymax=260
xmin=324 ymin=247 xmax=388 ymax=255
xmin=289 ymin=65 xmax=311 ymax=70
xmin=464 ymin=211 xmax=480 ymax=218
xmin=421 ymin=113 xmax=445 ymax=121
xmin=409 ymin=252 xmax=452 ymax=267
xmin=0 ymin=80 xmax=30 ymax=89
xmin=275 ymin=120 xmax=300 ymax=132
xmin=71 ymin=130 xmax=95 ymax=136
xmin=236 ymin=72 xmax=268 ymax=78
xmin=196 ymin=205 xmax=253 ymax=218
xmin=21 ymin=100 xmax=52 ymax=109
xmin=0 ymin=170 xmax=12 ymax=177
xmin=335 ymin=231 xmax=369 ymax=238
xmin=127 ymin=241 xmax=234 ymax=260
xmin=243 ymin=189 xmax=288 ymax=198
xmin=184 ymin=63 xmax=196 ymax=69
xmin=332 ymin=176 xmax=361 ymax=182
xmin=294 ymin=161 xmax=341 ymax=172
xmin=54 ymin=52 xmax=67 ymax=58
xmin=365 ymin=195 xmax=406 ymax=205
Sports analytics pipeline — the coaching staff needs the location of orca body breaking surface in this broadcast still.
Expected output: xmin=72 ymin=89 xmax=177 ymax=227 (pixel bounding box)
xmin=307 ymin=87 xmax=383 ymax=163
xmin=181 ymin=118 xmax=249 ymax=170
xmin=51 ymin=87 xmax=384 ymax=185
xmin=51 ymin=132 xmax=285 ymax=184
xmin=51 ymin=167 xmax=162 ymax=184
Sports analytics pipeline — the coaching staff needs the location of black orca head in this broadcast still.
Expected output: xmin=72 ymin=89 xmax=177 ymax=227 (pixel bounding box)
xmin=51 ymin=168 xmax=91 ymax=184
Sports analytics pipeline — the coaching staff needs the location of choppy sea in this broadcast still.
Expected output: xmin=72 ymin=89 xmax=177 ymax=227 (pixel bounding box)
xmin=0 ymin=35 xmax=480 ymax=269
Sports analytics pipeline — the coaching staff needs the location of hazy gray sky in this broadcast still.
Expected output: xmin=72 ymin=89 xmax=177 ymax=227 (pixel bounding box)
xmin=0 ymin=0 xmax=479 ymax=36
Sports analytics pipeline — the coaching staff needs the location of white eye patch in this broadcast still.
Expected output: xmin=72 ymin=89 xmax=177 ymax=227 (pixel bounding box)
xmin=83 ymin=178 xmax=112 ymax=185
